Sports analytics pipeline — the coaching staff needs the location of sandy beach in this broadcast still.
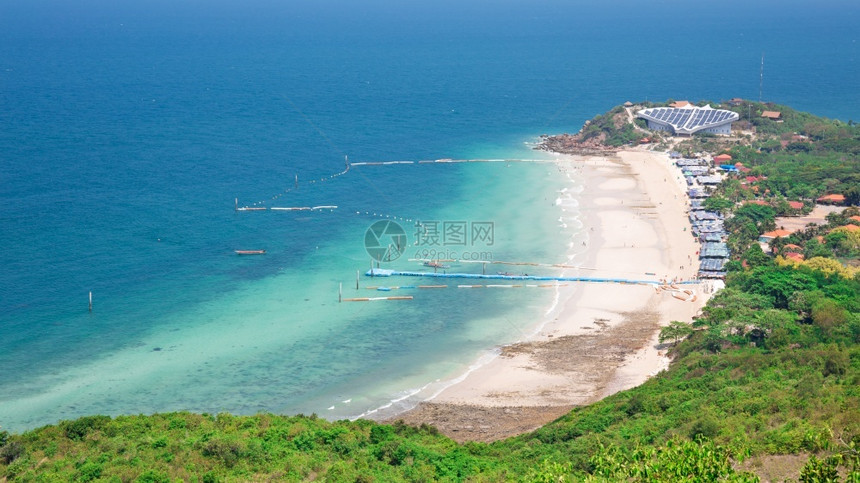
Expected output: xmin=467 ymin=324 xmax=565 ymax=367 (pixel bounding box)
xmin=381 ymin=148 xmax=709 ymax=442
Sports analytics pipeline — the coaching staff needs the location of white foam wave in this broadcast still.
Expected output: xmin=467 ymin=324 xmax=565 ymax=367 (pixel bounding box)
xmin=351 ymin=349 xmax=502 ymax=421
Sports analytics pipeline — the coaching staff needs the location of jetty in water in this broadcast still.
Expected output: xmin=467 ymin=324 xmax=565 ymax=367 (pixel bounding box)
xmin=364 ymin=268 xmax=698 ymax=286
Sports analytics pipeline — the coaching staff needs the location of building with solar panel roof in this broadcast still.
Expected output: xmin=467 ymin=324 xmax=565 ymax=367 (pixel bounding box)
xmin=637 ymin=105 xmax=739 ymax=136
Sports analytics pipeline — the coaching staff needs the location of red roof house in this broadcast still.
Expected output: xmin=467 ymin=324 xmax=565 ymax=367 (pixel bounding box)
xmin=788 ymin=201 xmax=804 ymax=210
xmin=817 ymin=194 xmax=846 ymax=204
xmin=762 ymin=111 xmax=782 ymax=120
xmin=714 ymin=154 xmax=733 ymax=163
xmin=670 ymin=100 xmax=691 ymax=108
xmin=785 ymin=252 xmax=805 ymax=261
xmin=759 ymin=229 xmax=793 ymax=242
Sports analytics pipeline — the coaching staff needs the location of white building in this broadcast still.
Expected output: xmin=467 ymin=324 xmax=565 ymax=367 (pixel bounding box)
xmin=637 ymin=105 xmax=738 ymax=136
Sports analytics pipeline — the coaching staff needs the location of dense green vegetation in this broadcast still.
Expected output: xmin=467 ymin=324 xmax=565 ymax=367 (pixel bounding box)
xmin=2 ymin=102 xmax=859 ymax=481
xmin=723 ymin=101 xmax=860 ymax=202
xmin=578 ymin=105 xmax=647 ymax=147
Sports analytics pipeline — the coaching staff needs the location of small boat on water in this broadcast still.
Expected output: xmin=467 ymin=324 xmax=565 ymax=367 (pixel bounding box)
xmin=235 ymin=250 xmax=266 ymax=255
xmin=424 ymin=260 xmax=449 ymax=269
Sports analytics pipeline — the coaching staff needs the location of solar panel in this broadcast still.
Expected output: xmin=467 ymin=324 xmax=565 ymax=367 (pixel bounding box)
xmin=636 ymin=107 xmax=737 ymax=135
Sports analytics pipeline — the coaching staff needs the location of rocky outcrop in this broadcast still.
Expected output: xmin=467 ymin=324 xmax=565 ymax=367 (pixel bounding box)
xmin=535 ymin=132 xmax=619 ymax=155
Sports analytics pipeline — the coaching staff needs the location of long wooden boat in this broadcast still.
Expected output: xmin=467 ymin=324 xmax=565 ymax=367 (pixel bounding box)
xmin=424 ymin=260 xmax=449 ymax=269
xmin=235 ymin=250 xmax=266 ymax=255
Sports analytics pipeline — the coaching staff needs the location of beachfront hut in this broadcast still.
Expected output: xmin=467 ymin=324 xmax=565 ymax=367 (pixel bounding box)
xmin=691 ymin=211 xmax=721 ymax=222
xmin=698 ymin=271 xmax=727 ymax=279
xmin=700 ymin=233 xmax=724 ymax=243
xmin=698 ymin=257 xmax=727 ymax=278
xmin=688 ymin=188 xmax=708 ymax=199
xmin=677 ymin=158 xmax=709 ymax=167
xmin=624 ymin=101 xmax=634 ymax=107
xmin=700 ymin=243 xmax=730 ymax=258
xmin=691 ymin=220 xmax=725 ymax=234
xmin=697 ymin=175 xmax=722 ymax=185
xmin=700 ymin=258 xmax=727 ymax=272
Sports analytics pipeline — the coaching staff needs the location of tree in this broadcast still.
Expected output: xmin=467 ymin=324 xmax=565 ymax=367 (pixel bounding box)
xmin=811 ymin=298 xmax=851 ymax=339
xmin=845 ymin=185 xmax=860 ymax=206
xmin=824 ymin=230 xmax=851 ymax=257
xmin=741 ymin=266 xmax=818 ymax=309
xmin=659 ymin=321 xmax=694 ymax=345
xmin=804 ymin=239 xmax=832 ymax=260
xmin=827 ymin=227 xmax=860 ymax=256
xmin=803 ymin=256 xmax=859 ymax=279
xmin=703 ymin=196 xmax=734 ymax=214
xmin=742 ymin=244 xmax=772 ymax=269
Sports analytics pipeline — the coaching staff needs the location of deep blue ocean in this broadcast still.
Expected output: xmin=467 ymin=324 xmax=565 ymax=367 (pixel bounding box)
xmin=1 ymin=0 xmax=858 ymax=431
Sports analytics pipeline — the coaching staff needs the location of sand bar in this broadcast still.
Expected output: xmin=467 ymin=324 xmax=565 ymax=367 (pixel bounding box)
xmin=379 ymin=148 xmax=710 ymax=442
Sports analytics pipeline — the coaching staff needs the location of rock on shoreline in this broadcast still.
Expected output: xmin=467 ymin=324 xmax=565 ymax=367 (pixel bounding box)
xmin=535 ymin=133 xmax=619 ymax=155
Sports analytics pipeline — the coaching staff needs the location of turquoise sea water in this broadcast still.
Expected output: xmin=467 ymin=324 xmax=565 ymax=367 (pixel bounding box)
xmin=1 ymin=0 xmax=858 ymax=431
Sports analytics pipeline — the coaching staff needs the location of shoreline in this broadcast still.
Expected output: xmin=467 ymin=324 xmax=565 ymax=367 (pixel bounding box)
xmin=377 ymin=147 xmax=709 ymax=442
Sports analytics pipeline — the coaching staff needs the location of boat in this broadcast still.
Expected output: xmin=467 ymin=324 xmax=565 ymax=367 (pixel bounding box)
xmin=235 ymin=250 xmax=266 ymax=255
xmin=424 ymin=260 xmax=449 ymax=269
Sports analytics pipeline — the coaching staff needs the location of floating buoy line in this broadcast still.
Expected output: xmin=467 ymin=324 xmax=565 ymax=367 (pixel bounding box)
xmin=234 ymin=156 xmax=556 ymax=214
